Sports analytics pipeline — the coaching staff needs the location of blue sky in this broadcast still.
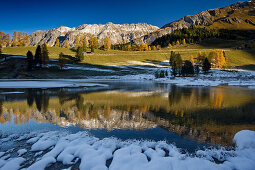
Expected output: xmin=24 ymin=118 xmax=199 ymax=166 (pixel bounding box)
xmin=0 ymin=0 xmax=241 ymax=34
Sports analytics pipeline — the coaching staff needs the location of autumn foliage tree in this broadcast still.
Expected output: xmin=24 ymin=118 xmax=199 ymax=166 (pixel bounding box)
xmin=215 ymin=50 xmax=226 ymax=68
xmin=55 ymin=39 xmax=60 ymax=47
xmin=64 ymin=40 xmax=70 ymax=48
xmin=104 ymin=36 xmax=111 ymax=51
xmin=83 ymin=37 xmax=88 ymax=52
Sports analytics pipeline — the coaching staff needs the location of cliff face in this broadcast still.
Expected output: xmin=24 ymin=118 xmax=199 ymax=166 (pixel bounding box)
xmin=134 ymin=0 xmax=255 ymax=44
xmin=29 ymin=23 xmax=159 ymax=47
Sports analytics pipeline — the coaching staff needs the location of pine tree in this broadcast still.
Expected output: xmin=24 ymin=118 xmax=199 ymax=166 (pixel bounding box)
xmin=93 ymin=37 xmax=99 ymax=49
xmin=195 ymin=65 xmax=200 ymax=75
xmin=169 ymin=51 xmax=176 ymax=66
xmin=202 ymin=58 xmax=211 ymax=73
xmin=55 ymin=39 xmax=60 ymax=47
xmin=104 ymin=36 xmax=111 ymax=51
xmin=83 ymin=37 xmax=88 ymax=52
xmin=75 ymin=47 xmax=84 ymax=61
xmin=171 ymin=62 xmax=177 ymax=77
xmin=181 ymin=60 xmax=194 ymax=76
xmin=58 ymin=52 xmax=66 ymax=70
xmin=75 ymin=36 xmax=80 ymax=50
xmin=26 ymin=50 xmax=34 ymax=71
xmin=42 ymin=43 xmax=49 ymax=67
xmin=34 ymin=45 xmax=42 ymax=68
xmin=64 ymin=40 xmax=70 ymax=48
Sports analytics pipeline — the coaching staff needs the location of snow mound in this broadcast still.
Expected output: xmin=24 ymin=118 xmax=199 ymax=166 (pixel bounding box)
xmin=0 ymin=130 xmax=255 ymax=170
xmin=233 ymin=130 xmax=255 ymax=150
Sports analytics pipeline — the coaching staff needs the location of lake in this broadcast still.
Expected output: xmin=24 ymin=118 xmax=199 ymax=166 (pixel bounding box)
xmin=1 ymin=81 xmax=255 ymax=153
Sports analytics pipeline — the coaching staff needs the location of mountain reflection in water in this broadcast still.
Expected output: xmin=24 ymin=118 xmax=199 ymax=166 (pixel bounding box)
xmin=0 ymin=85 xmax=255 ymax=146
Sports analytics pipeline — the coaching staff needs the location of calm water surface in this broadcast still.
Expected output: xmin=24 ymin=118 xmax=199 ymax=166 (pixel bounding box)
xmin=1 ymin=81 xmax=255 ymax=152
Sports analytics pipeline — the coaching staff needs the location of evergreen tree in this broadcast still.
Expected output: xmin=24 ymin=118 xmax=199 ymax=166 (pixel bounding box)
xmin=58 ymin=52 xmax=66 ymax=70
xmin=75 ymin=47 xmax=84 ymax=61
xmin=26 ymin=50 xmax=34 ymax=71
xmin=171 ymin=62 xmax=177 ymax=77
xmin=202 ymin=58 xmax=211 ymax=73
xmin=181 ymin=60 xmax=194 ymax=76
xmin=42 ymin=43 xmax=49 ymax=67
xmin=55 ymin=39 xmax=60 ymax=47
xmin=195 ymin=65 xmax=200 ymax=75
xmin=34 ymin=45 xmax=42 ymax=68
xmin=175 ymin=53 xmax=183 ymax=75
xmin=169 ymin=51 xmax=176 ymax=66
xmin=64 ymin=40 xmax=70 ymax=48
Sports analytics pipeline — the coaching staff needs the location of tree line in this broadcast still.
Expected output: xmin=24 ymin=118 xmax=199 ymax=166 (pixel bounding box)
xmin=156 ymin=49 xmax=227 ymax=78
xmin=0 ymin=31 xmax=29 ymax=47
xmin=151 ymin=27 xmax=255 ymax=47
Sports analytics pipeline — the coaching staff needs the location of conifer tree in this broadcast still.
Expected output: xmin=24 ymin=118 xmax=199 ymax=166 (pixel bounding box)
xmin=34 ymin=45 xmax=42 ymax=68
xmin=55 ymin=39 xmax=60 ymax=47
xmin=93 ymin=37 xmax=99 ymax=49
xmin=181 ymin=60 xmax=194 ymax=76
xmin=104 ymin=36 xmax=111 ymax=51
xmin=169 ymin=51 xmax=176 ymax=66
xmin=75 ymin=47 xmax=84 ymax=61
xmin=202 ymin=58 xmax=211 ymax=73
xmin=171 ymin=62 xmax=177 ymax=77
xmin=58 ymin=52 xmax=66 ymax=70
xmin=83 ymin=37 xmax=88 ymax=52
xmin=182 ymin=39 xmax=186 ymax=45
xmin=215 ymin=50 xmax=226 ymax=68
xmin=64 ymin=40 xmax=70 ymax=48
xmin=26 ymin=50 xmax=34 ymax=71
xmin=75 ymin=36 xmax=80 ymax=50
xmin=42 ymin=43 xmax=49 ymax=67
xmin=89 ymin=36 xmax=95 ymax=52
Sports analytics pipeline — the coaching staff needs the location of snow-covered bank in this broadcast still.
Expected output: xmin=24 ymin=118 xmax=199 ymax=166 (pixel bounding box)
xmin=0 ymin=130 xmax=254 ymax=170
xmin=0 ymin=80 xmax=108 ymax=88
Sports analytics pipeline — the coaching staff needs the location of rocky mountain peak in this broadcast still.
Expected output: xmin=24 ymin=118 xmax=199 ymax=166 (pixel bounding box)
xmin=29 ymin=23 xmax=159 ymax=47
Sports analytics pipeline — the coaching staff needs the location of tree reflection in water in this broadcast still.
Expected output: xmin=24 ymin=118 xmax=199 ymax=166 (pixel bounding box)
xmin=0 ymin=85 xmax=255 ymax=145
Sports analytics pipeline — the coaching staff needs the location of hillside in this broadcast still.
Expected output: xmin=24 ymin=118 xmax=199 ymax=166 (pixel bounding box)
xmin=135 ymin=0 xmax=255 ymax=44
xmin=29 ymin=23 xmax=159 ymax=47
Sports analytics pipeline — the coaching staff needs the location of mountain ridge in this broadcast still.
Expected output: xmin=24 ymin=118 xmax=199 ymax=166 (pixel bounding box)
xmin=29 ymin=23 xmax=159 ymax=47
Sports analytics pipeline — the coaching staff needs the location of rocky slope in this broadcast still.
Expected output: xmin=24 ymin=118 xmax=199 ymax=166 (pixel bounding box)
xmin=29 ymin=23 xmax=159 ymax=47
xmin=135 ymin=0 xmax=255 ymax=44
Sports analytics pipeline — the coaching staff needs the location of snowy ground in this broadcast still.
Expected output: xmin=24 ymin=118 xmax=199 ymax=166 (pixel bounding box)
xmin=0 ymin=80 xmax=108 ymax=88
xmin=0 ymin=130 xmax=254 ymax=170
